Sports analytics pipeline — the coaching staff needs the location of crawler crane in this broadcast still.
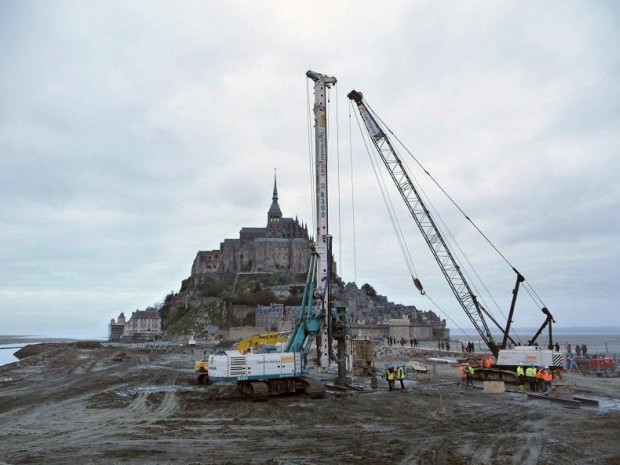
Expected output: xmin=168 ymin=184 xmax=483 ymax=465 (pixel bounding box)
xmin=348 ymin=90 xmax=564 ymax=380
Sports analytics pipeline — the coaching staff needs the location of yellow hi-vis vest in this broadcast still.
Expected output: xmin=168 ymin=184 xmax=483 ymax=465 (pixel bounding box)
xmin=387 ymin=369 xmax=395 ymax=381
xmin=397 ymin=367 xmax=405 ymax=380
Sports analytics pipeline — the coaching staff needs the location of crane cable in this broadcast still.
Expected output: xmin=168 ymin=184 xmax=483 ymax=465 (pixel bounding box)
xmin=332 ymin=86 xmax=343 ymax=278
xmin=362 ymin=102 xmax=516 ymax=336
xmin=363 ymin=100 xmax=550 ymax=313
xmin=424 ymin=293 xmax=478 ymax=343
xmin=354 ymin=97 xmax=523 ymax=344
xmin=408 ymin=171 xmax=511 ymax=326
xmin=362 ymin=100 xmax=549 ymax=346
xmin=392 ymin=144 xmax=530 ymax=344
xmin=352 ymin=98 xmax=492 ymax=314
xmin=349 ymin=96 xmax=523 ymax=346
xmin=350 ymin=101 xmax=421 ymax=282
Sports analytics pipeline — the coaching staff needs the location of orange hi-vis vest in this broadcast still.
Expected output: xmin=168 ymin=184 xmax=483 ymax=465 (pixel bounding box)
xmin=536 ymin=369 xmax=544 ymax=380
xmin=543 ymin=371 xmax=553 ymax=382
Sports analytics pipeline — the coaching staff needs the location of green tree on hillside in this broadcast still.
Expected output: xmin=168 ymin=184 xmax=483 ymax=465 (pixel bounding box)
xmin=362 ymin=283 xmax=377 ymax=298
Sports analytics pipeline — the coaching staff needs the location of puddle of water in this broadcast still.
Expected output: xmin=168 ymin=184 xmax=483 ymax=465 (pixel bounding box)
xmin=598 ymin=397 xmax=620 ymax=411
xmin=121 ymin=385 xmax=193 ymax=396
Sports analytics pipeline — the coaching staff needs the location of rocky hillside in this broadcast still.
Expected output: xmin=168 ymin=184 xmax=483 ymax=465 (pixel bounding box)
xmin=146 ymin=265 xmax=442 ymax=339
xmin=156 ymin=271 xmax=314 ymax=337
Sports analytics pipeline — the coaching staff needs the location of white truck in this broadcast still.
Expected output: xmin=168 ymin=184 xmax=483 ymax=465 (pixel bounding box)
xmin=496 ymin=346 xmax=565 ymax=369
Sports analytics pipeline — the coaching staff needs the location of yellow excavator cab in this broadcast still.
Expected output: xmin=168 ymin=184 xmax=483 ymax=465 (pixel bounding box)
xmin=194 ymin=360 xmax=209 ymax=373
xmin=233 ymin=331 xmax=290 ymax=354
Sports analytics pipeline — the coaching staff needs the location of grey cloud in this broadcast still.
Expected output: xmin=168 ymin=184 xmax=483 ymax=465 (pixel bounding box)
xmin=0 ymin=1 xmax=618 ymax=337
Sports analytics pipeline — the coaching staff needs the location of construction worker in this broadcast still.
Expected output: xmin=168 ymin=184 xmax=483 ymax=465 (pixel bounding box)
xmin=525 ymin=364 xmax=538 ymax=392
xmin=516 ymin=364 xmax=525 ymax=391
xmin=459 ymin=363 xmax=468 ymax=387
xmin=483 ymin=355 xmax=494 ymax=369
xmin=386 ymin=364 xmax=396 ymax=391
xmin=397 ymin=365 xmax=406 ymax=389
xmin=536 ymin=366 xmax=545 ymax=392
xmin=465 ymin=362 xmax=475 ymax=387
xmin=541 ymin=366 xmax=554 ymax=393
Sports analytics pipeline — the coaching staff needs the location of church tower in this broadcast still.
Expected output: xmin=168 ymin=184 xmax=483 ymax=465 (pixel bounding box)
xmin=266 ymin=171 xmax=282 ymax=237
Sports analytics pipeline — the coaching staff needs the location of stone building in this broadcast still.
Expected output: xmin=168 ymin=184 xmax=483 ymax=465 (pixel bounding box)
xmin=386 ymin=318 xmax=449 ymax=342
xmin=108 ymin=310 xmax=162 ymax=342
xmin=108 ymin=312 xmax=126 ymax=342
xmin=123 ymin=309 xmax=162 ymax=341
xmin=189 ymin=174 xmax=311 ymax=284
xmin=343 ymin=282 xmax=450 ymax=342
xmin=256 ymin=303 xmax=285 ymax=331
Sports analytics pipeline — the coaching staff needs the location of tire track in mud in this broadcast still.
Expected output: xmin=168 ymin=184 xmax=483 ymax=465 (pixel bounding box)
xmin=509 ymin=432 xmax=543 ymax=465
xmin=391 ymin=389 xmax=548 ymax=465
xmin=1 ymin=364 xmax=184 ymax=462
xmin=126 ymin=392 xmax=149 ymax=414
xmin=0 ymin=391 xmax=124 ymax=459
xmin=5 ymin=345 xmax=614 ymax=465
xmin=458 ymin=430 xmax=544 ymax=465
xmin=152 ymin=390 xmax=179 ymax=419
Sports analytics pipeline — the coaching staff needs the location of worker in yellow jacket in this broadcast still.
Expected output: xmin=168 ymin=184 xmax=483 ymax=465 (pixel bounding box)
xmin=516 ymin=364 xmax=525 ymax=391
xmin=386 ymin=364 xmax=396 ymax=391
xmin=397 ymin=365 xmax=406 ymax=390
xmin=466 ymin=362 xmax=475 ymax=387
xmin=525 ymin=364 xmax=538 ymax=392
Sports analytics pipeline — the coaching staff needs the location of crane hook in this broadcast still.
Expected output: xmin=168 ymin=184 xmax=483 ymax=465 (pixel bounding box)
xmin=413 ymin=277 xmax=426 ymax=295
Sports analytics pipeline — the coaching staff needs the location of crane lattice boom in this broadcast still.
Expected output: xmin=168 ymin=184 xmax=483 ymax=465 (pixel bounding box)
xmin=348 ymin=90 xmax=498 ymax=357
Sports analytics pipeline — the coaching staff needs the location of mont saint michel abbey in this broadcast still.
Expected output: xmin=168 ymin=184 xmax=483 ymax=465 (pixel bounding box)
xmin=110 ymin=173 xmax=449 ymax=343
xmin=189 ymin=175 xmax=311 ymax=280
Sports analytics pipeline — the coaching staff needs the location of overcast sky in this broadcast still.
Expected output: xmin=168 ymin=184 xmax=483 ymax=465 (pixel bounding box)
xmin=1 ymin=1 xmax=618 ymax=340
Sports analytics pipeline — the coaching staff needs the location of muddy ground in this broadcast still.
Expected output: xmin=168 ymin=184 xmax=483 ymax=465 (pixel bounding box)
xmin=0 ymin=343 xmax=619 ymax=465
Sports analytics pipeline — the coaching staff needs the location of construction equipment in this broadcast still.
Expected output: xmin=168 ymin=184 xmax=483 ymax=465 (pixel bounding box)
xmin=112 ymin=352 xmax=127 ymax=362
xmin=348 ymin=89 xmax=564 ymax=382
xmin=194 ymin=360 xmax=209 ymax=384
xmin=233 ymin=331 xmax=289 ymax=354
xmin=588 ymin=354 xmax=619 ymax=378
xmin=194 ymin=331 xmax=289 ymax=384
xmin=204 ymin=71 xmax=347 ymax=400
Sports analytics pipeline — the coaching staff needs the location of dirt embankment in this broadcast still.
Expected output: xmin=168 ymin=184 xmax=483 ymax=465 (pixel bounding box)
xmin=0 ymin=343 xmax=619 ymax=465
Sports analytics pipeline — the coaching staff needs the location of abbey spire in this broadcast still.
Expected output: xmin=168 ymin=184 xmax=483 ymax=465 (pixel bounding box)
xmin=267 ymin=170 xmax=282 ymax=235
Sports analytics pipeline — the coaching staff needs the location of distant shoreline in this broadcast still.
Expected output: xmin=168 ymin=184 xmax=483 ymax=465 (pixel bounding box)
xmin=0 ymin=336 xmax=80 ymax=346
xmin=457 ymin=326 xmax=620 ymax=336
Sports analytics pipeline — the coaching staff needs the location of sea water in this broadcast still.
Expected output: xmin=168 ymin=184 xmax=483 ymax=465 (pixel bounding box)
xmin=0 ymin=336 xmax=78 ymax=368
xmin=0 ymin=343 xmax=26 ymax=366
xmin=380 ymin=327 xmax=620 ymax=357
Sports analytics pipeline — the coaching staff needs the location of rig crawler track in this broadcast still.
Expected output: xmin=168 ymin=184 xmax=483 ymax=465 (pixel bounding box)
xmin=237 ymin=376 xmax=326 ymax=401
